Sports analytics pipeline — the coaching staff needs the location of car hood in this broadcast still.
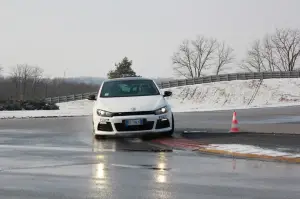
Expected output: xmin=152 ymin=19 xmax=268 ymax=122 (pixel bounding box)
xmin=94 ymin=95 xmax=167 ymax=112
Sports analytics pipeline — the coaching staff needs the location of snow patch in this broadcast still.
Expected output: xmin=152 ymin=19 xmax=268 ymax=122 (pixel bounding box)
xmin=204 ymin=144 xmax=300 ymax=157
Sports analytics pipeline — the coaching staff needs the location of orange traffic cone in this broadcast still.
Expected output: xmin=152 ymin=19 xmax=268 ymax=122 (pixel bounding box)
xmin=230 ymin=111 xmax=239 ymax=133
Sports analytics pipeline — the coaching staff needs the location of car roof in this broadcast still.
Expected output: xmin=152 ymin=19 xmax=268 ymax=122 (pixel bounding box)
xmin=103 ymin=77 xmax=153 ymax=83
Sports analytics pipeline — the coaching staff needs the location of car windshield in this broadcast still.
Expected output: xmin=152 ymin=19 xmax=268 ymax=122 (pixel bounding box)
xmin=100 ymin=79 xmax=160 ymax=98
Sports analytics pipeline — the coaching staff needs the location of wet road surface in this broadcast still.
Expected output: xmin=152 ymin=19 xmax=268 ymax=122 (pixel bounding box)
xmin=175 ymin=105 xmax=300 ymax=134
xmin=1 ymin=117 xmax=300 ymax=198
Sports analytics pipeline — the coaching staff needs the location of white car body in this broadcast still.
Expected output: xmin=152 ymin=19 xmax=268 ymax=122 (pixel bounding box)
xmin=90 ymin=77 xmax=174 ymax=137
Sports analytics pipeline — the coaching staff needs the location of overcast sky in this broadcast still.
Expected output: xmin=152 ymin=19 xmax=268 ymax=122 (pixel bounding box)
xmin=1 ymin=0 xmax=300 ymax=78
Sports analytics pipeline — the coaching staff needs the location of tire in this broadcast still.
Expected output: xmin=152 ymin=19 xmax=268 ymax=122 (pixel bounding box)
xmin=95 ymin=135 xmax=107 ymax=140
xmin=165 ymin=114 xmax=174 ymax=137
xmin=92 ymin=121 xmax=95 ymax=134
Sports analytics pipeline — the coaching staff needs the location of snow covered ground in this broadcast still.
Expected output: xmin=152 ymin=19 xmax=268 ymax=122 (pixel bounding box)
xmin=1 ymin=78 xmax=300 ymax=119
xmin=167 ymin=78 xmax=300 ymax=112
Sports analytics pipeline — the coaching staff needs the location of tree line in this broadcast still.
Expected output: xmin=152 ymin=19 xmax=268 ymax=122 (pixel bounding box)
xmin=172 ymin=28 xmax=300 ymax=78
xmin=1 ymin=27 xmax=300 ymax=101
xmin=0 ymin=64 xmax=99 ymax=101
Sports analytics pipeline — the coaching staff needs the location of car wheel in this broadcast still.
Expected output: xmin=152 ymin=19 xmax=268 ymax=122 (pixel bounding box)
xmin=95 ymin=135 xmax=107 ymax=140
xmin=165 ymin=114 xmax=174 ymax=137
xmin=92 ymin=121 xmax=95 ymax=134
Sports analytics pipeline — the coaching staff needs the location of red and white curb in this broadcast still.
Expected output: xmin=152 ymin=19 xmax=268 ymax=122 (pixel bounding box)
xmin=152 ymin=138 xmax=204 ymax=150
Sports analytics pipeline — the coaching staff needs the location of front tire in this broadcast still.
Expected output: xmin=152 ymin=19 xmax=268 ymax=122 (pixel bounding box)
xmin=165 ymin=114 xmax=174 ymax=137
xmin=92 ymin=121 xmax=96 ymax=134
xmin=95 ymin=135 xmax=107 ymax=140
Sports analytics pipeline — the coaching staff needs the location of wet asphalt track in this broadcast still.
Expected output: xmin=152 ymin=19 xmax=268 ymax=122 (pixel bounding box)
xmin=1 ymin=114 xmax=300 ymax=199
xmin=176 ymin=105 xmax=300 ymax=134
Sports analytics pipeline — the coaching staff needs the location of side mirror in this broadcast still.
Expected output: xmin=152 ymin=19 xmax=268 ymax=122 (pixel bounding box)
xmin=88 ymin=94 xmax=96 ymax=101
xmin=163 ymin=91 xmax=172 ymax=97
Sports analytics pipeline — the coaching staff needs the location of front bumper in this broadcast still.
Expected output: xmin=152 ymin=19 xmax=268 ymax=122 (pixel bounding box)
xmin=93 ymin=112 xmax=173 ymax=135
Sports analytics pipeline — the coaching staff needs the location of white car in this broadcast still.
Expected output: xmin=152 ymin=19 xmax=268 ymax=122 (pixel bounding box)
xmin=88 ymin=76 xmax=174 ymax=138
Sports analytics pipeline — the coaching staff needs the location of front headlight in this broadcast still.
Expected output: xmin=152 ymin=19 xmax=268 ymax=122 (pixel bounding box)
xmin=96 ymin=109 xmax=113 ymax=117
xmin=155 ymin=106 xmax=169 ymax=115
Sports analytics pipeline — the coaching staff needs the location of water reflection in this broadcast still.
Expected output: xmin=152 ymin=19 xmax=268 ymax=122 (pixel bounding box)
xmin=154 ymin=153 xmax=169 ymax=184
xmin=158 ymin=163 xmax=166 ymax=170
xmin=96 ymin=163 xmax=105 ymax=179
xmin=151 ymin=153 xmax=174 ymax=199
xmin=156 ymin=174 xmax=167 ymax=183
xmin=232 ymin=158 xmax=236 ymax=171
xmin=92 ymin=155 xmax=109 ymax=190
xmin=92 ymin=137 xmax=116 ymax=152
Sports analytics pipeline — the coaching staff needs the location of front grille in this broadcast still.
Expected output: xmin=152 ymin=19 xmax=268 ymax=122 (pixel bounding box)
xmin=111 ymin=111 xmax=155 ymax=117
xmin=98 ymin=122 xmax=113 ymax=131
xmin=155 ymin=119 xmax=170 ymax=129
xmin=114 ymin=120 xmax=154 ymax=131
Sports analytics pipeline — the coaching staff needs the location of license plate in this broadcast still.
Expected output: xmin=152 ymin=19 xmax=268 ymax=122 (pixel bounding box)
xmin=125 ymin=119 xmax=143 ymax=126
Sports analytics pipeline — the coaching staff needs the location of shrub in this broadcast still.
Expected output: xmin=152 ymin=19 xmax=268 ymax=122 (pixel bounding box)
xmin=0 ymin=100 xmax=60 ymax=111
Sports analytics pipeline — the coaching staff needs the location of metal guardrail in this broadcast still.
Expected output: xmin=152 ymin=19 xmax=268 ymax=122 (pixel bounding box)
xmin=44 ymin=71 xmax=300 ymax=103
xmin=45 ymin=92 xmax=98 ymax=103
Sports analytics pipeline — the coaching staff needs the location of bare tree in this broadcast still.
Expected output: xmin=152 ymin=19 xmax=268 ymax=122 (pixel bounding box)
xmin=10 ymin=65 xmax=23 ymax=99
xmin=172 ymin=35 xmax=221 ymax=78
xmin=192 ymin=36 xmax=218 ymax=77
xmin=10 ymin=64 xmax=34 ymax=100
xmin=241 ymin=28 xmax=300 ymax=72
xmin=172 ymin=40 xmax=195 ymax=78
xmin=31 ymin=66 xmax=44 ymax=97
xmin=271 ymin=28 xmax=300 ymax=71
xmin=241 ymin=40 xmax=267 ymax=72
xmin=20 ymin=64 xmax=34 ymax=100
xmin=215 ymin=41 xmax=235 ymax=75
xmin=42 ymin=77 xmax=52 ymax=98
xmin=261 ymin=36 xmax=278 ymax=72
xmin=1 ymin=66 xmax=100 ymax=101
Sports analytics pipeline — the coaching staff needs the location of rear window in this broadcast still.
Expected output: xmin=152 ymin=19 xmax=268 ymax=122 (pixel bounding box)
xmin=100 ymin=79 xmax=160 ymax=98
